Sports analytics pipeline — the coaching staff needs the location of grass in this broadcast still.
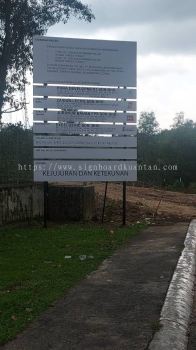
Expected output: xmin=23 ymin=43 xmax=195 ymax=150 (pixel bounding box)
xmin=0 ymin=222 xmax=144 ymax=345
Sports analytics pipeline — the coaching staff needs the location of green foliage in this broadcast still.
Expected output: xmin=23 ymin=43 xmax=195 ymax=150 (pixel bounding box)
xmin=171 ymin=112 xmax=185 ymax=128
xmin=0 ymin=223 xmax=143 ymax=344
xmin=0 ymin=0 xmax=94 ymax=116
xmin=188 ymin=182 xmax=196 ymax=193
xmin=0 ymin=122 xmax=33 ymax=183
xmin=138 ymin=111 xmax=160 ymax=135
xmin=167 ymin=179 xmax=185 ymax=191
xmin=138 ymin=120 xmax=196 ymax=187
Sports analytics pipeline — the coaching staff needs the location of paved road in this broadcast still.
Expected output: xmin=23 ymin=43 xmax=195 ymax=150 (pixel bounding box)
xmin=1 ymin=223 xmax=188 ymax=350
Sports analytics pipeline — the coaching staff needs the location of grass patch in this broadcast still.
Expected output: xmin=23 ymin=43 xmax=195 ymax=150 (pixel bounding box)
xmin=151 ymin=320 xmax=162 ymax=333
xmin=0 ymin=222 xmax=144 ymax=344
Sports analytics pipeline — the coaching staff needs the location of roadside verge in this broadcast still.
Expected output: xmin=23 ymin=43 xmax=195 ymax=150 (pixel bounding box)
xmin=148 ymin=220 xmax=196 ymax=350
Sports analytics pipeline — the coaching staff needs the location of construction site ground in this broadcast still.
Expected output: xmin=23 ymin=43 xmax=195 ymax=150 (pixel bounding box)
xmin=95 ymin=184 xmax=196 ymax=224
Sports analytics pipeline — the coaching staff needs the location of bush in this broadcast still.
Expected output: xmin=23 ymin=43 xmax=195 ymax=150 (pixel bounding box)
xmin=188 ymin=182 xmax=196 ymax=193
xmin=167 ymin=179 xmax=185 ymax=191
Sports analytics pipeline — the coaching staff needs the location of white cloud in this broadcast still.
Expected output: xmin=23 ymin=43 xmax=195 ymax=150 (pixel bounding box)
xmin=49 ymin=18 xmax=196 ymax=55
xmin=138 ymin=55 xmax=196 ymax=128
xmin=49 ymin=0 xmax=196 ymax=54
xmin=72 ymin=0 xmax=196 ymax=26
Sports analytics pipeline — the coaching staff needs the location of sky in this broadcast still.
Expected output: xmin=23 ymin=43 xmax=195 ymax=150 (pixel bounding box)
xmin=7 ymin=0 xmax=196 ymax=129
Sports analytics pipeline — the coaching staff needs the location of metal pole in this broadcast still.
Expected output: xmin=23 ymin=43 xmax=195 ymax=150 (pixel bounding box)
xmin=101 ymin=181 xmax=108 ymax=223
xmin=43 ymin=82 xmax=48 ymax=228
xmin=122 ymin=86 xmax=127 ymax=226
xmin=44 ymin=181 xmax=48 ymax=228
xmin=123 ymin=181 xmax=127 ymax=226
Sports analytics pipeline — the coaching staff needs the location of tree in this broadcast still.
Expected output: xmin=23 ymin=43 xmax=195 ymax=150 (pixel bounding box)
xmin=0 ymin=0 xmax=94 ymax=120
xmin=171 ymin=111 xmax=185 ymax=128
xmin=183 ymin=119 xmax=196 ymax=128
xmin=138 ymin=111 xmax=159 ymax=135
xmin=0 ymin=122 xmax=33 ymax=183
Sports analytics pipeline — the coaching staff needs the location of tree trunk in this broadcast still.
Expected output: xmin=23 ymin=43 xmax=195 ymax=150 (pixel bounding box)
xmin=0 ymin=2 xmax=11 ymax=122
xmin=0 ymin=66 xmax=7 ymax=122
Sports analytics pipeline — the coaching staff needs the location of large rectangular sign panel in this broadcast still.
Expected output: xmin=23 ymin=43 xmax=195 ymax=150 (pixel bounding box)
xmin=33 ymin=135 xmax=137 ymax=148
xmin=33 ymin=36 xmax=137 ymax=182
xmin=33 ymin=123 xmax=137 ymax=136
xmin=34 ymin=160 xmax=137 ymax=182
xmin=34 ymin=148 xmax=137 ymax=160
xmin=33 ymin=110 xmax=137 ymax=123
xmin=33 ymin=86 xmax=137 ymax=99
xmin=33 ymin=37 xmax=137 ymax=86
xmin=33 ymin=98 xmax=136 ymax=111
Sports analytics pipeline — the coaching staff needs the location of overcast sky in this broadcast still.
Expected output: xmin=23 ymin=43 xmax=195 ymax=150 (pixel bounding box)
xmin=7 ymin=0 xmax=196 ymax=129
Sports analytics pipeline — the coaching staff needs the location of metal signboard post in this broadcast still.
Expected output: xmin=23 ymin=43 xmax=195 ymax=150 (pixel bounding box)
xmin=33 ymin=36 xmax=137 ymax=226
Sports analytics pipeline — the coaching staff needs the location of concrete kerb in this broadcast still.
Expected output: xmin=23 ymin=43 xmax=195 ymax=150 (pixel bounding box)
xmin=148 ymin=220 xmax=196 ymax=350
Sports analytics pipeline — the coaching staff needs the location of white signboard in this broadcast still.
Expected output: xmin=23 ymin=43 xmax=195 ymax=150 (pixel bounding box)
xmin=33 ymin=110 xmax=137 ymax=123
xmin=33 ymin=37 xmax=137 ymax=86
xmin=34 ymin=135 xmax=137 ymax=148
xmin=33 ymin=36 xmax=137 ymax=182
xmin=33 ymin=86 xmax=137 ymax=99
xmin=33 ymin=98 xmax=136 ymax=111
xmin=34 ymin=160 xmax=137 ymax=182
xmin=34 ymin=148 xmax=137 ymax=160
xmin=33 ymin=123 xmax=137 ymax=136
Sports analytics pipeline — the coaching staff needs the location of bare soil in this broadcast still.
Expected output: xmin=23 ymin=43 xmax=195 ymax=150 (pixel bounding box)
xmin=95 ymin=183 xmax=196 ymax=224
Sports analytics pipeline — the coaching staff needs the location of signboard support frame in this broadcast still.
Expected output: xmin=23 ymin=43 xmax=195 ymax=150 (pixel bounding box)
xmin=122 ymin=181 xmax=127 ymax=226
xmin=101 ymin=182 xmax=108 ymax=223
xmin=44 ymin=181 xmax=48 ymax=228
xmin=122 ymin=86 xmax=127 ymax=226
xmin=43 ymin=82 xmax=49 ymax=229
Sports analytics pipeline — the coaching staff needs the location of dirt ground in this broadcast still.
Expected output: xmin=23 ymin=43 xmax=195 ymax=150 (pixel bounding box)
xmin=95 ymin=183 xmax=196 ymax=224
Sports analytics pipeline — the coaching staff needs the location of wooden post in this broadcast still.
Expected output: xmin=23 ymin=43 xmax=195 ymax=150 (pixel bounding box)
xmin=123 ymin=181 xmax=126 ymax=226
xmin=123 ymin=86 xmax=127 ymax=226
xmin=43 ymin=82 xmax=48 ymax=228
xmin=101 ymin=182 xmax=108 ymax=223
xmin=43 ymin=181 xmax=48 ymax=228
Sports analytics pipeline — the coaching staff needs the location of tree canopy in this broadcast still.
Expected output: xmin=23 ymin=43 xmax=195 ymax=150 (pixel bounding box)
xmin=137 ymin=113 xmax=196 ymax=188
xmin=0 ymin=0 xmax=95 ymax=120
xmin=138 ymin=111 xmax=160 ymax=135
xmin=171 ymin=111 xmax=185 ymax=128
